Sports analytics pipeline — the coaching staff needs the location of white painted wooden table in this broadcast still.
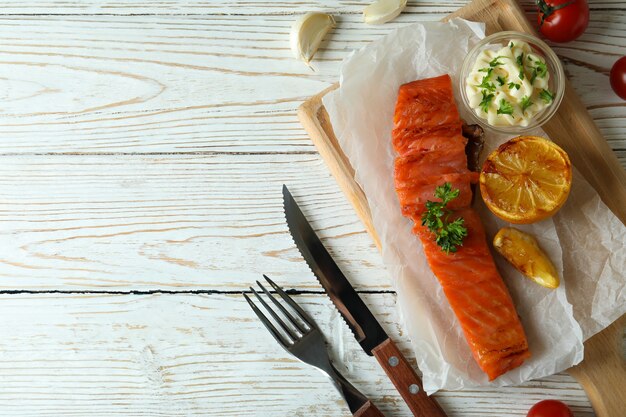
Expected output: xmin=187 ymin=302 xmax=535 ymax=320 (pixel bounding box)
xmin=0 ymin=2 xmax=623 ymax=416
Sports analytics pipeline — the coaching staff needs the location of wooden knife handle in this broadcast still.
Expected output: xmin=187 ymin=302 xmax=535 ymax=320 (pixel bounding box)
xmin=353 ymin=400 xmax=385 ymax=417
xmin=372 ymin=338 xmax=448 ymax=417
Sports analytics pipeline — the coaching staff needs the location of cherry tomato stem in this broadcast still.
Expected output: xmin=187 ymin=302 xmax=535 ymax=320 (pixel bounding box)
xmin=536 ymin=0 xmax=589 ymax=43
xmin=536 ymin=0 xmax=576 ymax=26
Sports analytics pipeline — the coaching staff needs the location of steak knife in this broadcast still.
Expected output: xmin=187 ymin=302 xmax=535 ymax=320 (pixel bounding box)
xmin=283 ymin=185 xmax=448 ymax=417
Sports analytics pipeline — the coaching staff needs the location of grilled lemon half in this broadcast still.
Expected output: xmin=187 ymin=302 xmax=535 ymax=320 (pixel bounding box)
xmin=480 ymin=136 xmax=572 ymax=224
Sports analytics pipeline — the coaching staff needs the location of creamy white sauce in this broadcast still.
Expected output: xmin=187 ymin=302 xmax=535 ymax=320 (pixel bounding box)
xmin=465 ymin=40 xmax=554 ymax=127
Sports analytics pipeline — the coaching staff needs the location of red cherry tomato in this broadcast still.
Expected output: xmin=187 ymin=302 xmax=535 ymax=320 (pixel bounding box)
xmin=527 ymin=400 xmax=574 ymax=417
xmin=536 ymin=0 xmax=589 ymax=43
xmin=610 ymin=56 xmax=626 ymax=100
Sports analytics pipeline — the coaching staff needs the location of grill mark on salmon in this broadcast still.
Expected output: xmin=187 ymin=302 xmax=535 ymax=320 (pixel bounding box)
xmin=392 ymin=74 xmax=530 ymax=381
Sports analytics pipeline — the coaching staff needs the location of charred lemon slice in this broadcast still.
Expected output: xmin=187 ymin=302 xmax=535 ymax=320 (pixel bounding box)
xmin=480 ymin=136 xmax=572 ymax=224
xmin=493 ymin=227 xmax=559 ymax=289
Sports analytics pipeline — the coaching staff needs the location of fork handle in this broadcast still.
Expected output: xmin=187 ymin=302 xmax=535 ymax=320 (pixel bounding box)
xmin=353 ymin=400 xmax=385 ymax=417
xmin=326 ymin=362 xmax=385 ymax=416
xmin=372 ymin=338 xmax=448 ymax=417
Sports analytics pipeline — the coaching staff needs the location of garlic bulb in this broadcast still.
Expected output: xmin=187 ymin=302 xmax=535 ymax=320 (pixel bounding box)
xmin=290 ymin=12 xmax=335 ymax=68
xmin=363 ymin=0 xmax=407 ymax=25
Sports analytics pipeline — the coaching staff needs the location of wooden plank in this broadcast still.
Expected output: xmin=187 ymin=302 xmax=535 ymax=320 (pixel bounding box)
xmin=0 ymin=14 xmax=621 ymax=156
xmin=568 ymin=316 xmax=626 ymax=417
xmin=0 ymin=153 xmax=392 ymax=290
xmin=0 ymin=0 xmax=623 ymax=15
xmin=0 ymin=4 xmax=618 ymax=417
xmin=0 ymin=292 xmax=598 ymax=417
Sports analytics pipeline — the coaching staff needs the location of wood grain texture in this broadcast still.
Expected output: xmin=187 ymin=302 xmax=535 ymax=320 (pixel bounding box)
xmin=0 ymin=154 xmax=390 ymax=290
xmin=0 ymin=13 xmax=621 ymax=158
xmin=0 ymin=292 xmax=601 ymax=417
xmin=298 ymin=87 xmax=380 ymax=250
xmin=0 ymin=0 xmax=624 ymax=14
xmin=0 ymin=1 xmax=622 ymax=416
xmin=568 ymin=316 xmax=626 ymax=417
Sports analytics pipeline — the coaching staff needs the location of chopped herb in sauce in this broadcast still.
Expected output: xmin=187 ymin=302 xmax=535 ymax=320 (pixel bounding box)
xmin=497 ymin=99 xmax=514 ymax=115
xmin=535 ymin=61 xmax=548 ymax=78
xmin=489 ymin=55 xmax=507 ymax=67
xmin=521 ymin=96 xmax=533 ymax=113
xmin=508 ymin=81 xmax=521 ymax=90
xmin=476 ymin=76 xmax=496 ymax=91
xmin=530 ymin=61 xmax=547 ymax=84
xmin=465 ymin=39 xmax=554 ymax=127
xmin=539 ymin=89 xmax=554 ymax=103
xmin=480 ymin=90 xmax=494 ymax=113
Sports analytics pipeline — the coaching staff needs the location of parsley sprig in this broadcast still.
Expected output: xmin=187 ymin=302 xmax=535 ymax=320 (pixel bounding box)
xmin=497 ymin=99 xmax=514 ymax=115
xmin=530 ymin=60 xmax=548 ymax=84
xmin=476 ymin=76 xmax=496 ymax=91
xmin=421 ymin=183 xmax=468 ymax=254
xmin=479 ymin=90 xmax=494 ymax=113
xmin=489 ymin=55 xmax=507 ymax=67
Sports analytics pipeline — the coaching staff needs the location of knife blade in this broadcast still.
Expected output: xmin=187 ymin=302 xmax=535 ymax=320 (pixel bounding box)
xmin=283 ymin=185 xmax=448 ymax=417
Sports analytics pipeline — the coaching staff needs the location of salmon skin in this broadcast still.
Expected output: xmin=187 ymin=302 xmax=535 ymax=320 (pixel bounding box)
xmin=392 ymin=74 xmax=530 ymax=381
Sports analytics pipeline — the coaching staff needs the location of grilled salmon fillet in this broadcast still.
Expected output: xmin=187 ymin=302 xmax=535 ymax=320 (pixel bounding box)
xmin=392 ymin=74 xmax=530 ymax=380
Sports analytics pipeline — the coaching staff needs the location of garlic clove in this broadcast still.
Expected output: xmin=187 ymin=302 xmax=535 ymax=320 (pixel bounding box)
xmin=363 ymin=0 xmax=407 ymax=25
xmin=290 ymin=12 xmax=335 ymax=68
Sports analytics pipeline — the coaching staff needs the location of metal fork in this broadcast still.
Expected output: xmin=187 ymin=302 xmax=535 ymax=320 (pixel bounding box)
xmin=244 ymin=275 xmax=385 ymax=417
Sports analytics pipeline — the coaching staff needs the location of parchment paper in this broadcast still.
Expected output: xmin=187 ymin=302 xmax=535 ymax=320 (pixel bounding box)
xmin=322 ymin=19 xmax=626 ymax=393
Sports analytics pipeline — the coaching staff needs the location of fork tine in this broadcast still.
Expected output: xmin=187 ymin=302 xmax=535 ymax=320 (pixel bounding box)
xmin=257 ymin=280 xmax=308 ymax=334
xmin=263 ymin=275 xmax=315 ymax=330
xmin=250 ymin=286 xmax=299 ymax=342
xmin=243 ymin=293 xmax=290 ymax=348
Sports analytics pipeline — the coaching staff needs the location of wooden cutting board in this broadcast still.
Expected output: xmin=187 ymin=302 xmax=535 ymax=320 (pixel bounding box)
xmin=296 ymin=0 xmax=626 ymax=415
